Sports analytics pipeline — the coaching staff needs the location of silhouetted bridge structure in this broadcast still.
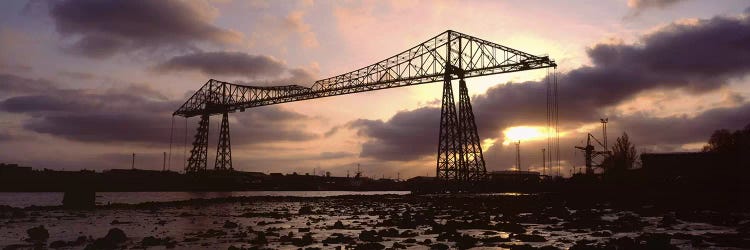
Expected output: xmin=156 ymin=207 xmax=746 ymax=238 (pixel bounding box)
xmin=174 ymin=30 xmax=556 ymax=184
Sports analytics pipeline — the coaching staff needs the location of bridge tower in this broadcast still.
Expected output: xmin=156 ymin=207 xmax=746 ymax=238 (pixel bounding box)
xmin=173 ymin=30 xmax=556 ymax=182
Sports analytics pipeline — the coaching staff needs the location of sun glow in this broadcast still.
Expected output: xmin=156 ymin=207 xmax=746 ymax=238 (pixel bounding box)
xmin=502 ymin=126 xmax=550 ymax=145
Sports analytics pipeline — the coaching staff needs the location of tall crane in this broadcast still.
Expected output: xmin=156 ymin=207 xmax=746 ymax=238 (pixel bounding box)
xmin=173 ymin=30 xmax=556 ymax=183
xmin=575 ymin=133 xmax=611 ymax=175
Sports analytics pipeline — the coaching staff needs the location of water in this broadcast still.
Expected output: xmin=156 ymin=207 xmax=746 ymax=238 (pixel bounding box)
xmin=0 ymin=191 xmax=410 ymax=208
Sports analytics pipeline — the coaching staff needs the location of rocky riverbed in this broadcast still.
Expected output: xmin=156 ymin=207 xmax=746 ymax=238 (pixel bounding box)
xmin=1 ymin=194 xmax=748 ymax=249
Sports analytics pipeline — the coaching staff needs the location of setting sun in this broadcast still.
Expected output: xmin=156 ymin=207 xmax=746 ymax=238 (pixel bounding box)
xmin=502 ymin=126 xmax=550 ymax=145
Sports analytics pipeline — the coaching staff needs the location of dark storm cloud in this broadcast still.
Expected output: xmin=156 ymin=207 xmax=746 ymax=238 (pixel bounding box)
xmin=0 ymin=74 xmax=315 ymax=145
xmin=0 ymin=74 xmax=56 ymax=97
xmin=614 ymin=103 xmax=750 ymax=146
xmin=348 ymin=107 xmax=439 ymax=161
xmin=1 ymin=93 xmax=173 ymax=114
xmin=477 ymin=13 xmax=750 ymax=133
xmin=236 ymin=67 xmax=318 ymax=86
xmin=24 ymin=112 xmax=170 ymax=143
xmin=230 ymin=106 xmax=318 ymax=145
xmin=628 ymin=0 xmax=687 ymax=10
xmin=155 ymin=52 xmax=286 ymax=79
xmin=0 ymin=63 xmax=32 ymax=73
xmin=347 ymin=13 xmax=750 ymax=162
xmin=58 ymin=70 xmax=95 ymax=80
xmin=49 ymin=0 xmax=241 ymax=58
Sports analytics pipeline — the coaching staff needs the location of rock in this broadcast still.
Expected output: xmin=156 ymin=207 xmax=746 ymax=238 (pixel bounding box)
xmin=251 ymin=232 xmax=267 ymax=245
xmin=292 ymin=233 xmax=315 ymax=247
xmin=84 ymin=228 xmax=127 ymax=250
xmin=49 ymin=240 xmax=67 ymax=248
xmin=392 ymin=242 xmax=407 ymax=249
xmin=141 ymin=236 xmax=175 ymax=247
xmin=538 ymin=246 xmax=562 ymax=250
xmin=223 ymin=221 xmax=238 ymax=229
xmin=399 ymin=230 xmax=418 ymax=237
xmin=355 ymin=242 xmax=385 ymax=250
xmin=359 ymin=230 xmax=383 ymax=242
xmin=658 ymin=213 xmax=679 ymax=228
xmin=591 ymin=230 xmax=612 ymax=237
xmin=323 ymin=233 xmax=356 ymax=244
xmin=480 ymin=236 xmax=510 ymax=243
xmin=332 ymin=220 xmax=345 ymax=229
xmin=494 ymin=222 xmax=526 ymax=234
xmin=429 ymin=243 xmax=449 ymax=250
xmin=509 ymin=244 xmax=537 ymax=250
xmin=515 ymin=233 xmax=547 ymax=242
xmin=26 ymin=225 xmax=49 ymax=242
xmin=299 ymin=205 xmax=314 ymax=214
xmin=455 ymin=234 xmax=479 ymax=249
xmin=640 ymin=233 xmax=677 ymax=249
xmin=377 ymin=228 xmax=400 ymax=237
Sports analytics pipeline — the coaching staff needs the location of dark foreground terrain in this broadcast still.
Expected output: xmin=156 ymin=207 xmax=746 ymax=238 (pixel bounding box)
xmin=1 ymin=193 xmax=748 ymax=249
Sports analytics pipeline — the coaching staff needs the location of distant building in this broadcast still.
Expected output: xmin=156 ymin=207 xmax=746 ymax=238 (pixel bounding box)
xmin=0 ymin=163 xmax=32 ymax=175
xmin=640 ymin=152 xmax=743 ymax=189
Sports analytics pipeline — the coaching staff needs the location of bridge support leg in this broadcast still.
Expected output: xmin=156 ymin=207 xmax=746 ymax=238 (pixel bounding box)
xmin=457 ymin=79 xmax=487 ymax=181
xmin=214 ymin=112 xmax=233 ymax=171
xmin=436 ymin=77 xmax=488 ymax=187
xmin=186 ymin=114 xmax=209 ymax=173
xmin=436 ymin=76 xmax=461 ymax=181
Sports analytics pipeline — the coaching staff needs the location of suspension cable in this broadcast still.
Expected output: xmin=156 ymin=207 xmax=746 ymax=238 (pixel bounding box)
xmin=168 ymin=115 xmax=174 ymax=171
xmin=554 ymin=67 xmax=560 ymax=177
xmin=183 ymin=117 xmax=188 ymax=172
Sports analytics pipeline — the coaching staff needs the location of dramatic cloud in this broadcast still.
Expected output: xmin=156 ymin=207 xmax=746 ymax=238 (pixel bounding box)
xmin=58 ymin=70 xmax=95 ymax=80
xmin=236 ymin=67 xmax=318 ymax=86
xmin=231 ymin=106 xmax=319 ymax=145
xmin=0 ymin=63 xmax=32 ymax=73
xmin=347 ymin=13 xmax=750 ymax=162
xmin=348 ymin=107 xmax=439 ymax=161
xmin=479 ymin=13 xmax=750 ymax=132
xmin=0 ymin=74 xmax=315 ymax=145
xmin=49 ymin=0 xmax=241 ymax=58
xmin=627 ymin=0 xmax=686 ymax=11
xmin=0 ymin=74 xmax=55 ymax=97
xmin=24 ymin=113 xmax=171 ymax=144
xmin=155 ymin=52 xmax=286 ymax=79
xmin=614 ymin=103 xmax=750 ymax=146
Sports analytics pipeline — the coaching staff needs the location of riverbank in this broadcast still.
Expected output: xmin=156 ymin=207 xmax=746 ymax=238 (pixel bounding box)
xmin=2 ymin=193 xmax=748 ymax=249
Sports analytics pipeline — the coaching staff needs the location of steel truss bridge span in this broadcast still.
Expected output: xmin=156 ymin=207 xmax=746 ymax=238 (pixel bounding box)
xmin=173 ymin=30 xmax=556 ymax=183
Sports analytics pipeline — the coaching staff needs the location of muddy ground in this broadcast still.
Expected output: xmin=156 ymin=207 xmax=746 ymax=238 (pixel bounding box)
xmin=1 ymin=194 xmax=749 ymax=249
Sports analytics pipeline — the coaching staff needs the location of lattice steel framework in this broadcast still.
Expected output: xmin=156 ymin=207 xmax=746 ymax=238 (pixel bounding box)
xmin=174 ymin=30 xmax=556 ymax=177
xmin=185 ymin=114 xmax=209 ymax=173
xmin=436 ymin=76 xmax=461 ymax=180
xmin=457 ymin=79 xmax=486 ymax=181
xmin=214 ymin=112 xmax=232 ymax=171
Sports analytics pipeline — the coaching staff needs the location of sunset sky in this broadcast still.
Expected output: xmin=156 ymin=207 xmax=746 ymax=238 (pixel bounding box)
xmin=1 ymin=0 xmax=749 ymax=178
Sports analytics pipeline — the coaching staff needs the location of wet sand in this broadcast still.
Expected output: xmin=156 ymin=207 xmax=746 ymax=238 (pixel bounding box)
xmin=1 ymin=194 xmax=748 ymax=249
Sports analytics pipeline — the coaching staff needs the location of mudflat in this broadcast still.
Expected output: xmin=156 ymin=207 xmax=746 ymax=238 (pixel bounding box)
xmin=1 ymin=194 xmax=748 ymax=249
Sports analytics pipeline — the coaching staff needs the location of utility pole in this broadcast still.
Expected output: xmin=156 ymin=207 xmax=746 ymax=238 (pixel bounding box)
xmin=600 ymin=118 xmax=608 ymax=150
xmin=515 ymin=140 xmax=521 ymax=171
xmin=542 ymin=148 xmax=546 ymax=176
xmin=131 ymin=153 xmax=135 ymax=170
xmin=163 ymin=152 xmax=166 ymax=171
